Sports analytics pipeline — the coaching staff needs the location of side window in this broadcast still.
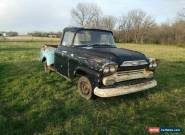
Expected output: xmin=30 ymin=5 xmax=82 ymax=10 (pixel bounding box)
xmin=61 ymin=31 xmax=74 ymax=46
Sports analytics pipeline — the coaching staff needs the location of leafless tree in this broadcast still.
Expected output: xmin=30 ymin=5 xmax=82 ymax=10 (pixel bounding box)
xmin=177 ymin=8 xmax=185 ymax=20
xmin=71 ymin=3 xmax=102 ymax=27
xmin=118 ymin=15 xmax=135 ymax=42
xmin=71 ymin=3 xmax=185 ymax=45
xmin=99 ymin=16 xmax=116 ymax=30
xmin=119 ymin=9 xmax=155 ymax=43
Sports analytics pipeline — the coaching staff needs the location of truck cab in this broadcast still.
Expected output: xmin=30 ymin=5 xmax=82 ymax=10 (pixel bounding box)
xmin=41 ymin=27 xmax=158 ymax=100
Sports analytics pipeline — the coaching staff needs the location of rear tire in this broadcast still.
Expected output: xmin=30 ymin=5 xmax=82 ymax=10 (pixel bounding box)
xmin=78 ymin=76 xmax=94 ymax=100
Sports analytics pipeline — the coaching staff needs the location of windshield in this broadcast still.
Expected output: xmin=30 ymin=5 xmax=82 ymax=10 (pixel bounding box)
xmin=73 ymin=30 xmax=115 ymax=47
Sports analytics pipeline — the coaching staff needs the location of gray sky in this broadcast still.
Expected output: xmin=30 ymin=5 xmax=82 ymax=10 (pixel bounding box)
xmin=0 ymin=0 xmax=184 ymax=34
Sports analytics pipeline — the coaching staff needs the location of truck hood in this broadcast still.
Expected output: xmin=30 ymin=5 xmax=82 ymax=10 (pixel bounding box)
xmin=79 ymin=47 xmax=147 ymax=65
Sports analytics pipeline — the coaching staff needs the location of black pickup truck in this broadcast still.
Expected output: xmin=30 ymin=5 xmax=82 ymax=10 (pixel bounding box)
xmin=40 ymin=27 xmax=158 ymax=100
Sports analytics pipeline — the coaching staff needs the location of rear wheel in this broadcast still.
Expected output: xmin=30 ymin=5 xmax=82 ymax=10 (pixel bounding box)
xmin=78 ymin=76 xmax=94 ymax=100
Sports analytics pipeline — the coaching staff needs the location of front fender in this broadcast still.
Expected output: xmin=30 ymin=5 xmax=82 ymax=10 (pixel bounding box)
xmin=74 ymin=66 xmax=101 ymax=85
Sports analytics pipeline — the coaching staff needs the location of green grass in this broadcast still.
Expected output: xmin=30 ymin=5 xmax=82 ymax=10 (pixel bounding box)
xmin=0 ymin=42 xmax=185 ymax=135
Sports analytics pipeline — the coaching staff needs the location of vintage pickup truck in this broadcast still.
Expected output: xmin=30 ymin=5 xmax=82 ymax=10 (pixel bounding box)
xmin=40 ymin=27 xmax=158 ymax=100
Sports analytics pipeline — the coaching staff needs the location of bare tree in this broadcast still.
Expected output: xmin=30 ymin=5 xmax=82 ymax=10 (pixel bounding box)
xmin=71 ymin=3 xmax=102 ymax=27
xmin=71 ymin=4 xmax=185 ymax=45
xmin=119 ymin=9 xmax=155 ymax=43
xmin=177 ymin=8 xmax=185 ymax=20
xmin=99 ymin=16 xmax=116 ymax=30
xmin=140 ymin=15 xmax=156 ymax=43
xmin=118 ymin=15 xmax=134 ymax=42
xmin=71 ymin=3 xmax=86 ymax=26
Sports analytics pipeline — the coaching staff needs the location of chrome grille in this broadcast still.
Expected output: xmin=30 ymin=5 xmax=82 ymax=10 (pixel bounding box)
xmin=102 ymin=68 xmax=153 ymax=86
xmin=116 ymin=69 xmax=145 ymax=76
xmin=121 ymin=60 xmax=148 ymax=67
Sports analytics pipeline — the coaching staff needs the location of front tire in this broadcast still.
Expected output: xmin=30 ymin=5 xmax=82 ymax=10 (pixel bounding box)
xmin=78 ymin=76 xmax=94 ymax=100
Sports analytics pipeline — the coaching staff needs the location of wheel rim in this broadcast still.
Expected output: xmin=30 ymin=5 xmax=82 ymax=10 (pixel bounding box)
xmin=80 ymin=81 xmax=90 ymax=95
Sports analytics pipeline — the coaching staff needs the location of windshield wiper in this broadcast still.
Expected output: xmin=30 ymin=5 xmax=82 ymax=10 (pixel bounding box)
xmin=74 ymin=45 xmax=90 ymax=47
xmin=74 ymin=44 xmax=115 ymax=48
xmin=88 ymin=43 xmax=116 ymax=48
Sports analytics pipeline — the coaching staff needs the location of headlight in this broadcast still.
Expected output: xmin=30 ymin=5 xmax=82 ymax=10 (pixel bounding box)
xmin=148 ymin=58 xmax=158 ymax=69
xmin=103 ymin=64 xmax=118 ymax=74
xmin=110 ymin=65 xmax=116 ymax=72
xmin=103 ymin=66 xmax=110 ymax=73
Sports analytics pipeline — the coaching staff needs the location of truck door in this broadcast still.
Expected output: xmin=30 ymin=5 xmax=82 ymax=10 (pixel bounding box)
xmin=54 ymin=31 xmax=74 ymax=77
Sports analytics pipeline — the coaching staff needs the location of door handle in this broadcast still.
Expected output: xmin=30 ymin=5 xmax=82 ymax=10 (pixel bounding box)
xmin=70 ymin=53 xmax=74 ymax=57
xmin=62 ymin=51 xmax=67 ymax=53
xmin=61 ymin=51 xmax=67 ymax=56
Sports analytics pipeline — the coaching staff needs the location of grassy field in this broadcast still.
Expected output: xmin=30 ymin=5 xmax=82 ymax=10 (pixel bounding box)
xmin=0 ymin=41 xmax=185 ymax=135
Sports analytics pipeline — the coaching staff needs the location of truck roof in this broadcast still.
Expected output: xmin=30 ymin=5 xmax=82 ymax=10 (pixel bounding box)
xmin=63 ymin=27 xmax=113 ymax=34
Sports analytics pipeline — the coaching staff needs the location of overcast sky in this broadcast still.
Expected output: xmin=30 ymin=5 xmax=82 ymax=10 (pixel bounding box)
xmin=0 ymin=0 xmax=184 ymax=34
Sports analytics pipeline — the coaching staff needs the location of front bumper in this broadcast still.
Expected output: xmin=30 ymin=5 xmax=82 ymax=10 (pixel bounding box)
xmin=94 ymin=79 xmax=157 ymax=97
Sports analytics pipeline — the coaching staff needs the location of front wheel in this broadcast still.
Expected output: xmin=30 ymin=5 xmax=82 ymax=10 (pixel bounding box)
xmin=77 ymin=76 xmax=94 ymax=100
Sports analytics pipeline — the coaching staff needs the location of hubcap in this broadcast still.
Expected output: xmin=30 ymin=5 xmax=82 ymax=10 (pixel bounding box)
xmin=80 ymin=81 xmax=90 ymax=95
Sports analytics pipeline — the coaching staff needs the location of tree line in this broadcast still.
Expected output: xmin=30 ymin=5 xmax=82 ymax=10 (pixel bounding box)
xmin=28 ymin=32 xmax=62 ymax=38
xmin=0 ymin=31 xmax=18 ymax=37
xmin=71 ymin=3 xmax=185 ymax=45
